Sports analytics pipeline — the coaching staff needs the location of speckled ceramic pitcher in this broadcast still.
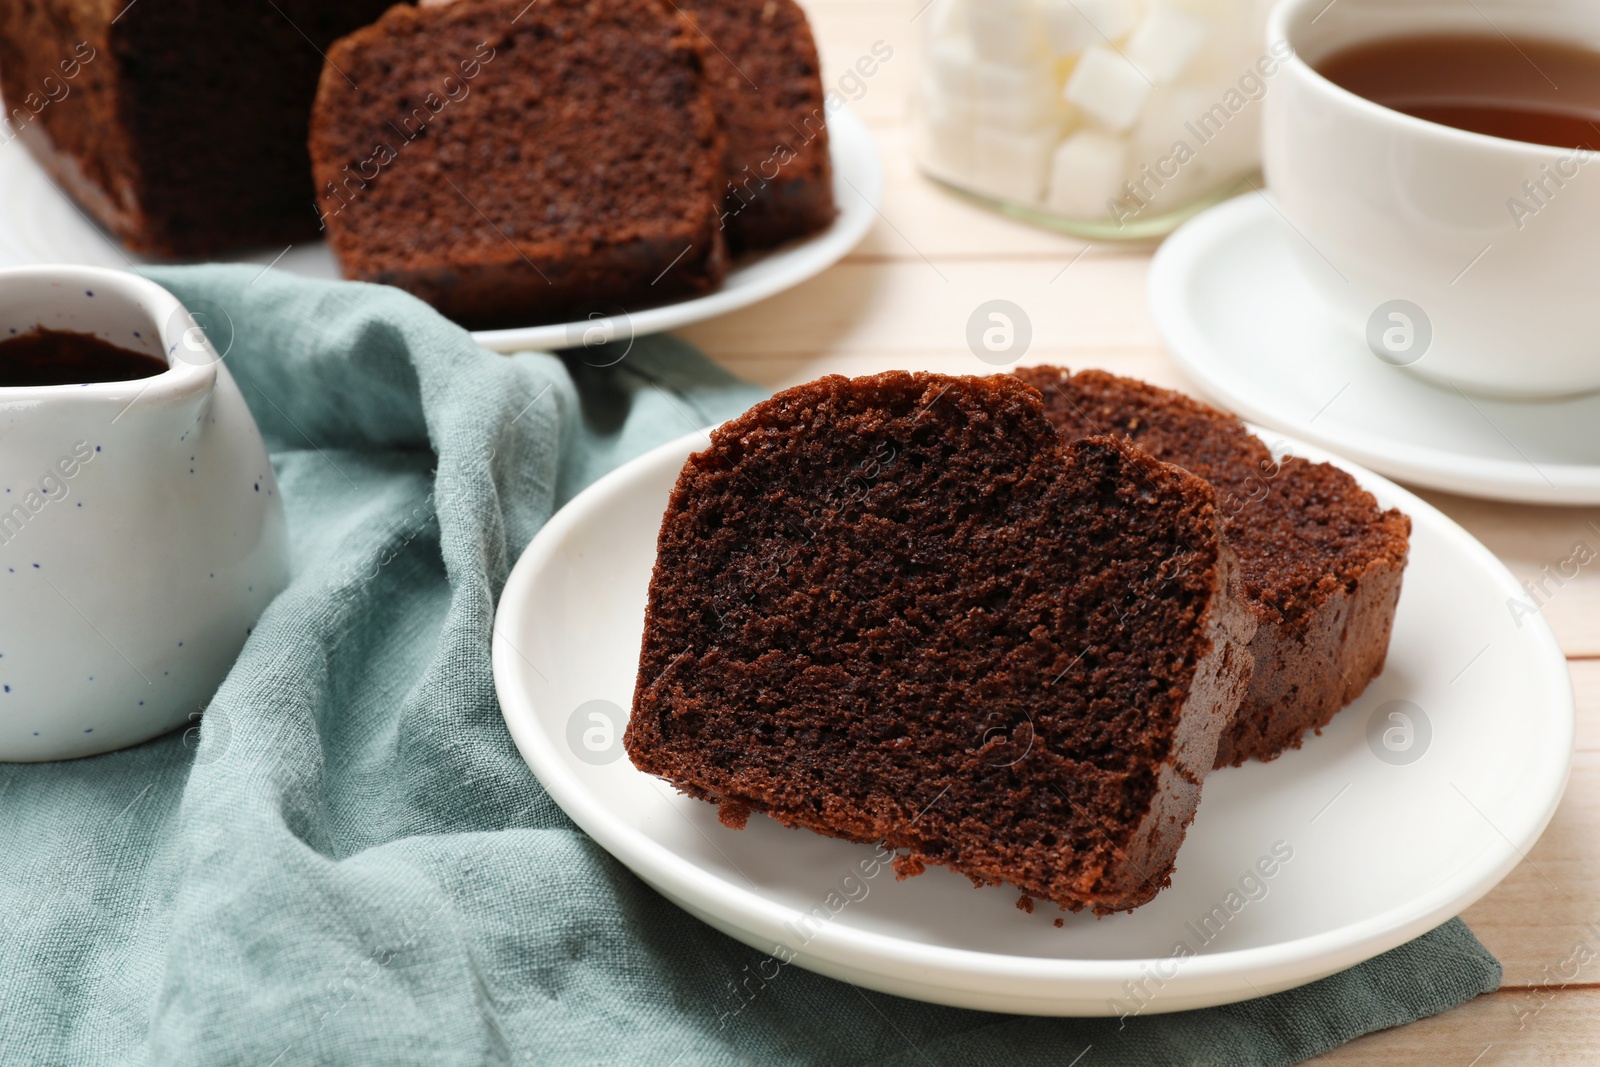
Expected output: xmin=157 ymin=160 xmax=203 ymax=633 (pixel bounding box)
xmin=0 ymin=266 xmax=288 ymax=760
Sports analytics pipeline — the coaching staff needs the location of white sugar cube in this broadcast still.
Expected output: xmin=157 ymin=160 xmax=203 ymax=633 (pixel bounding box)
xmin=1172 ymin=79 xmax=1264 ymax=177
xmin=1041 ymin=0 xmax=1140 ymax=55
xmin=966 ymin=0 xmax=1046 ymax=64
xmin=974 ymin=126 xmax=1056 ymax=203
xmin=1166 ymin=0 xmax=1242 ymax=20
xmin=984 ymin=95 xmax=1060 ymax=132
xmin=1125 ymin=3 xmax=1209 ymax=83
xmin=1121 ymin=84 xmax=1259 ymax=215
xmin=1046 ymin=129 xmax=1128 ymax=217
xmin=973 ymin=61 xmax=1049 ymax=103
xmin=966 ymin=62 xmax=1059 ymax=129
xmin=926 ymin=0 xmax=966 ymax=37
xmin=1132 ymin=85 xmax=1210 ymax=161
xmin=921 ymin=74 xmax=976 ymax=122
xmin=1064 ymin=45 xmax=1151 ymax=131
xmin=928 ymin=35 xmax=978 ymax=96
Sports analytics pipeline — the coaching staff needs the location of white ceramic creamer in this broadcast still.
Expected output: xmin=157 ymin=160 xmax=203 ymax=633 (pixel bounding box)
xmin=0 ymin=266 xmax=288 ymax=760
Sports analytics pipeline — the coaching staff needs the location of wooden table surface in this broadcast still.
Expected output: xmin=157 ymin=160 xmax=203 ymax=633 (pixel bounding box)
xmin=680 ymin=3 xmax=1600 ymax=1062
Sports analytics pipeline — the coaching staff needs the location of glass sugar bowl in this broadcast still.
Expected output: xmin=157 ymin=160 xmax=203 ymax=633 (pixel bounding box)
xmin=914 ymin=0 xmax=1276 ymax=238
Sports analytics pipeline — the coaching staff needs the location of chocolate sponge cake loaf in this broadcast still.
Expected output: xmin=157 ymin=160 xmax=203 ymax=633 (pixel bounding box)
xmin=1015 ymin=367 xmax=1411 ymax=768
xmin=309 ymin=0 xmax=727 ymax=329
xmin=0 ymin=0 xmax=398 ymax=255
xmin=626 ymin=372 xmax=1256 ymax=913
xmin=676 ymin=0 xmax=837 ymax=251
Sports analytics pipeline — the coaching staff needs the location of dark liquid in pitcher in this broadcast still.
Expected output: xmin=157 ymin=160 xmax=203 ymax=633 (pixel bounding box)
xmin=0 ymin=328 xmax=168 ymax=387
xmin=1316 ymin=33 xmax=1600 ymax=150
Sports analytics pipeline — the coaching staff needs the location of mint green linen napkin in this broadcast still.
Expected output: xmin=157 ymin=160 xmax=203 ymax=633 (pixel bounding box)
xmin=0 ymin=265 xmax=1499 ymax=1065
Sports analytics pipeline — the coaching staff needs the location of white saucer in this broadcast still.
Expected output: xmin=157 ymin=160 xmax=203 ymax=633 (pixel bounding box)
xmin=0 ymin=108 xmax=880 ymax=356
xmin=1150 ymin=193 xmax=1600 ymax=505
xmin=491 ymin=426 xmax=1572 ymax=1016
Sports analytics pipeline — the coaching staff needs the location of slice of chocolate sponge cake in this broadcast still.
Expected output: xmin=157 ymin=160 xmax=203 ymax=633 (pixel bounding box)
xmin=308 ymin=0 xmax=727 ymax=329
xmin=675 ymin=0 xmax=837 ymax=251
xmin=1015 ymin=366 xmax=1411 ymax=768
xmin=625 ymin=372 xmax=1256 ymax=914
xmin=0 ymin=0 xmax=399 ymax=256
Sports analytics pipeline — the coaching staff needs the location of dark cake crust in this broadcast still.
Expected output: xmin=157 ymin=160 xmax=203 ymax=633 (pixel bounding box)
xmin=626 ymin=372 xmax=1256 ymax=913
xmin=308 ymin=0 xmax=728 ymax=329
xmin=675 ymin=0 xmax=836 ymax=251
xmin=1015 ymin=366 xmax=1411 ymax=767
xmin=0 ymin=0 xmax=398 ymax=256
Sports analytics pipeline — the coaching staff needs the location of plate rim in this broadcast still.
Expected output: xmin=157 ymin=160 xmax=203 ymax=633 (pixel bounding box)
xmin=468 ymin=106 xmax=880 ymax=354
xmin=492 ymin=424 xmax=1574 ymax=1015
xmin=0 ymin=105 xmax=878 ymax=360
xmin=1149 ymin=192 xmax=1600 ymax=506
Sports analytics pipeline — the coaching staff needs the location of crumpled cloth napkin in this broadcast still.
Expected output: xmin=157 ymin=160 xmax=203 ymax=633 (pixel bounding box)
xmin=0 ymin=265 xmax=1499 ymax=1065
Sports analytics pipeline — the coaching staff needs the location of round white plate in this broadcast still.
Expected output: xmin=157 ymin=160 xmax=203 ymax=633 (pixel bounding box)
xmin=0 ymin=108 xmax=881 ymax=355
xmin=1149 ymin=193 xmax=1600 ymax=505
xmin=492 ymin=424 xmax=1573 ymax=1016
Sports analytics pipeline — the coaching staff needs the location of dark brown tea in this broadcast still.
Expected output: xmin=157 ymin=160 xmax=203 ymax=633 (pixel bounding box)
xmin=1317 ymin=33 xmax=1600 ymax=151
xmin=0 ymin=328 xmax=168 ymax=387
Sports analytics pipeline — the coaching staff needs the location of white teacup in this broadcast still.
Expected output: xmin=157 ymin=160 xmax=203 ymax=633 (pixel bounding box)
xmin=0 ymin=266 xmax=289 ymax=760
xmin=1264 ymin=0 xmax=1600 ymax=398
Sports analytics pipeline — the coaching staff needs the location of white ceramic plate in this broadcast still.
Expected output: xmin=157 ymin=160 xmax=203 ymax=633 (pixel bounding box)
xmin=0 ymin=108 xmax=880 ymax=355
xmin=491 ymin=425 xmax=1572 ymax=1016
xmin=1149 ymin=193 xmax=1600 ymax=505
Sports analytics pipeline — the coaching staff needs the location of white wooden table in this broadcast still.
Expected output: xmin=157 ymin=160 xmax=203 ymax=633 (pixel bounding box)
xmin=681 ymin=4 xmax=1600 ymax=1061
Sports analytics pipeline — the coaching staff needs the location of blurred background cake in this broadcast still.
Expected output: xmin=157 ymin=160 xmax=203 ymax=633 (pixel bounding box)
xmin=0 ymin=0 xmax=399 ymax=256
xmin=0 ymin=0 xmax=837 ymax=323
xmin=308 ymin=0 xmax=729 ymax=329
xmin=678 ymin=0 xmax=836 ymax=251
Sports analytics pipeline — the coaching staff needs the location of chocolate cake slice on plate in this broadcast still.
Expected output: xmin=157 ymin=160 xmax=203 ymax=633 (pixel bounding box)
xmin=308 ymin=0 xmax=727 ymax=329
xmin=1015 ymin=366 xmax=1411 ymax=767
xmin=626 ymin=372 xmax=1256 ymax=914
xmin=675 ymin=0 xmax=837 ymax=251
